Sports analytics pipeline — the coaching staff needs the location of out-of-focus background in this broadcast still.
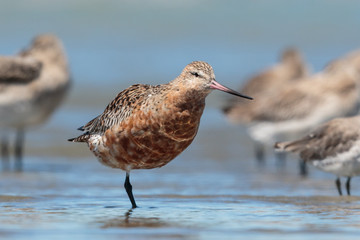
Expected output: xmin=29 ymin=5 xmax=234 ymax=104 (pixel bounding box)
xmin=1 ymin=1 xmax=360 ymax=239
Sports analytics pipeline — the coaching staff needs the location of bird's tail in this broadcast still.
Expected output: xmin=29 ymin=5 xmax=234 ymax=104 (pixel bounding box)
xmin=274 ymin=139 xmax=304 ymax=153
xmin=68 ymin=134 xmax=90 ymax=143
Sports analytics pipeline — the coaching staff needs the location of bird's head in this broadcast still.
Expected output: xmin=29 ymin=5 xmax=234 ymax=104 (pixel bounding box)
xmin=177 ymin=61 xmax=253 ymax=100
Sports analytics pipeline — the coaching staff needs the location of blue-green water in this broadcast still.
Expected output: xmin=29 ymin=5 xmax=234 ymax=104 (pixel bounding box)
xmin=1 ymin=1 xmax=360 ymax=239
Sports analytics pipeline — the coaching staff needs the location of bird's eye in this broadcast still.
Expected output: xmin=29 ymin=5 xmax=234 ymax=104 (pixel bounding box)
xmin=190 ymin=72 xmax=200 ymax=77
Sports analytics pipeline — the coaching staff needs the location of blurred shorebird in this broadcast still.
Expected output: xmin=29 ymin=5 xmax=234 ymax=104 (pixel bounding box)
xmin=223 ymin=48 xmax=309 ymax=163
xmin=68 ymin=61 xmax=252 ymax=208
xmin=0 ymin=34 xmax=71 ymax=171
xmin=245 ymin=50 xmax=360 ymax=175
xmin=275 ymin=116 xmax=360 ymax=196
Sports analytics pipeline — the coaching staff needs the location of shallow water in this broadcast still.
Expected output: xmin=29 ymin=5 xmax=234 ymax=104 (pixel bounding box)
xmin=2 ymin=121 xmax=360 ymax=240
xmin=1 ymin=0 xmax=360 ymax=239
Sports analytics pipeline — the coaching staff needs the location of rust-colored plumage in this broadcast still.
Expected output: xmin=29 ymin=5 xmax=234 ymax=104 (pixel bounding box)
xmin=69 ymin=61 xmax=252 ymax=208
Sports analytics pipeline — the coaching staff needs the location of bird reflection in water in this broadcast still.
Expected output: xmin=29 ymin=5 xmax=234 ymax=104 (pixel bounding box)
xmin=100 ymin=208 xmax=169 ymax=228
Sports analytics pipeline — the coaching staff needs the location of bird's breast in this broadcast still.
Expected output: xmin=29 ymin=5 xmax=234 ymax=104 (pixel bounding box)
xmin=99 ymin=99 xmax=205 ymax=170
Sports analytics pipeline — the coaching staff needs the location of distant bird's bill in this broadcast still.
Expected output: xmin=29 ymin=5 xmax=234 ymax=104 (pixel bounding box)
xmin=210 ymin=80 xmax=253 ymax=100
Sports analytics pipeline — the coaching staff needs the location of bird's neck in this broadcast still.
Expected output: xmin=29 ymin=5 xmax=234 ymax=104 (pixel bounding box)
xmin=165 ymin=82 xmax=207 ymax=113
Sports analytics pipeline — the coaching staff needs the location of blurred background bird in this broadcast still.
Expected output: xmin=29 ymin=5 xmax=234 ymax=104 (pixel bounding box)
xmin=0 ymin=34 xmax=71 ymax=171
xmin=242 ymin=50 xmax=360 ymax=175
xmin=275 ymin=115 xmax=360 ymax=196
xmin=222 ymin=48 xmax=309 ymax=164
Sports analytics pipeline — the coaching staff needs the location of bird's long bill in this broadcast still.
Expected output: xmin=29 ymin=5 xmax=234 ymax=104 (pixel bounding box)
xmin=210 ymin=80 xmax=253 ymax=100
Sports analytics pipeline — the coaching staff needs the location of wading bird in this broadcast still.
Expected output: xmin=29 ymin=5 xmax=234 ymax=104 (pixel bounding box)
xmin=69 ymin=61 xmax=252 ymax=208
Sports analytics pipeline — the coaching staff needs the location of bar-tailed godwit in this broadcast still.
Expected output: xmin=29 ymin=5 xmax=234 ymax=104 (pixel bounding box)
xmin=275 ymin=116 xmax=360 ymax=195
xmin=0 ymin=34 xmax=71 ymax=170
xmin=69 ymin=61 xmax=252 ymax=208
xmin=223 ymin=48 xmax=309 ymax=162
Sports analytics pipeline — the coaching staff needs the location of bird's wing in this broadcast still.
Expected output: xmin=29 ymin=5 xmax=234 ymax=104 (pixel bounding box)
xmin=277 ymin=117 xmax=360 ymax=161
xmin=249 ymin=86 xmax=320 ymax=122
xmin=79 ymin=84 xmax=154 ymax=135
xmin=0 ymin=56 xmax=42 ymax=83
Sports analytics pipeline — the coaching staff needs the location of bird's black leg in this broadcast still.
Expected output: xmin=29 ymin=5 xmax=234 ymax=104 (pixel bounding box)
xmin=335 ymin=177 xmax=342 ymax=196
xmin=255 ymin=142 xmax=265 ymax=164
xmin=346 ymin=177 xmax=351 ymax=196
xmin=124 ymin=172 xmax=137 ymax=208
xmin=299 ymin=159 xmax=308 ymax=177
xmin=14 ymin=128 xmax=24 ymax=172
xmin=1 ymin=135 xmax=10 ymax=171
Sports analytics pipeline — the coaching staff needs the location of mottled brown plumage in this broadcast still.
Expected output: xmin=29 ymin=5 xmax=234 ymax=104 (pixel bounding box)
xmin=69 ymin=61 xmax=252 ymax=208
xmin=275 ymin=117 xmax=360 ymax=161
